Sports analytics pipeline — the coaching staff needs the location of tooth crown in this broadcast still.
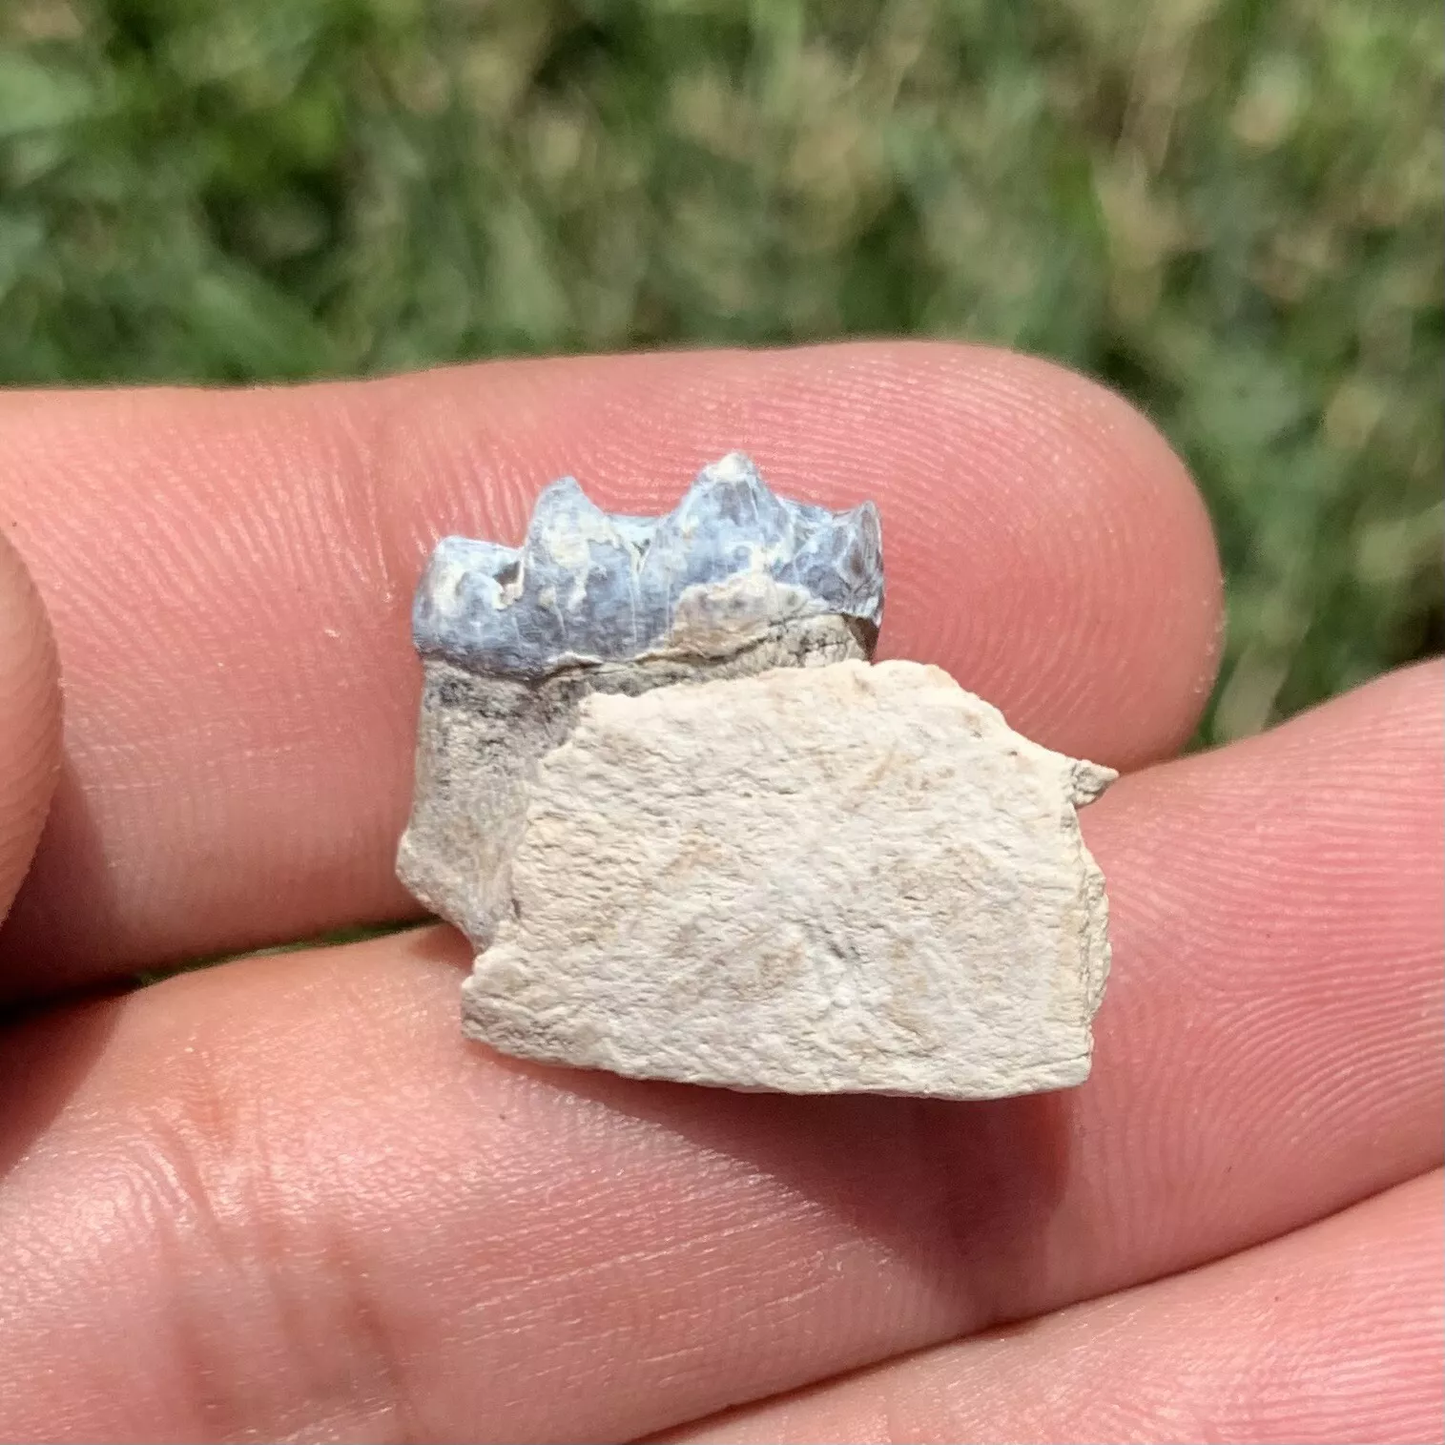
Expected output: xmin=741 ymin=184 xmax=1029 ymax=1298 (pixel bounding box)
xmin=412 ymin=452 xmax=884 ymax=678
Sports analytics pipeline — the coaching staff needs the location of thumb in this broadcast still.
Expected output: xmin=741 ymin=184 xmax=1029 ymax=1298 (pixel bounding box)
xmin=0 ymin=532 xmax=60 ymax=926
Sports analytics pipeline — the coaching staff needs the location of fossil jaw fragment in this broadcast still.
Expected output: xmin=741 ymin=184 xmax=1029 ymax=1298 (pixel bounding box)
xmin=398 ymin=452 xmax=882 ymax=949
xmin=398 ymin=454 xmax=1115 ymax=1098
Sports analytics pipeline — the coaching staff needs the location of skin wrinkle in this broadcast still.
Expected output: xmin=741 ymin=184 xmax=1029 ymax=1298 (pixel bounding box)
xmin=664 ymin=1175 xmax=1445 ymax=1445
xmin=131 ymin=1010 xmax=419 ymax=1440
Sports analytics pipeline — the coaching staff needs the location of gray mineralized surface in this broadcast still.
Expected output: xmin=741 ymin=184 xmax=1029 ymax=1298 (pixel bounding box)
xmin=412 ymin=451 xmax=883 ymax=677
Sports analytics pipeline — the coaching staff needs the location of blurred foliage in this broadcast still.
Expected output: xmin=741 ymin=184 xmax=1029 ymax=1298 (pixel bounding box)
xmin=1 ymin=0 xmax=1440 ymax=741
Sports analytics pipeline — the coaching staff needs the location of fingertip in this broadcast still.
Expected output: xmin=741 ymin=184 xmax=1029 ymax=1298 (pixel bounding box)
xmin=0 ymin=532 xmax=61 ymax=923
xmin=884 ymin=347 xmax=1224 ymax=768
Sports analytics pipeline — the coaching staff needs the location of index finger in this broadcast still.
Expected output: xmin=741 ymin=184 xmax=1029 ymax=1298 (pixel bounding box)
xmin=0 ymin=341 xmax=1221 ymax=995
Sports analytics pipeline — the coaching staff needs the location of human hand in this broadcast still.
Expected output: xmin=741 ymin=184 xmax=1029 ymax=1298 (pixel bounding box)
xmin=0 ymin=345 xmax=1439 ymax=1444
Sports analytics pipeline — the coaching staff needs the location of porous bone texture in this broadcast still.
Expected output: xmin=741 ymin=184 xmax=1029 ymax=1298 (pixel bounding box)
xmin=462 ymin=661 xmax=1115 ymax=1099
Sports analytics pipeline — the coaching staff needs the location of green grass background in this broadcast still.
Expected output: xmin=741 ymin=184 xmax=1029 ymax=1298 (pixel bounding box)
xmin=2 ymin=0 xmax=1441 ymax=744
